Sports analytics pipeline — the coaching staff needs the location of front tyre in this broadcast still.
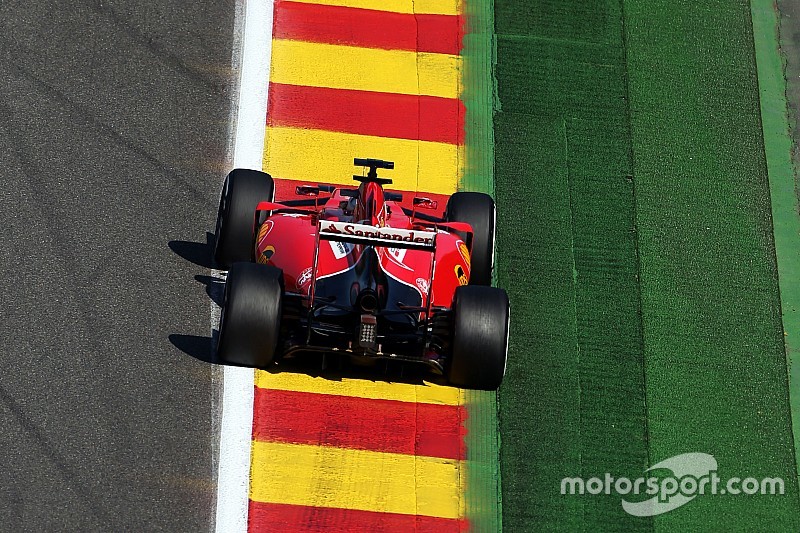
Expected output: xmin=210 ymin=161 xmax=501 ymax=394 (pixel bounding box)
xmin=445 ymin=192 xmax=496 ymax=286
xmin=214 ymin=168 xmax=275 ymax=270
xmin=447 ymin=285 xmax=510 ymax=390
xmin=216 ymin=262 xmax=283 ymax=368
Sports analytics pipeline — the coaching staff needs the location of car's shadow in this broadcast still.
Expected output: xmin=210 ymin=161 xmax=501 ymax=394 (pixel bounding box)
xmin=195 ymin=274 xmax=224 ymax=307
xmin=169 ymin=333 xmax=216 ymax=364
xmin=168 ymin=232 xmax=215 ymax=269
xmin=168 ymin=232 xmax=448 ymax=387
xmin=168 ymin=232 xmax=220 ymax=365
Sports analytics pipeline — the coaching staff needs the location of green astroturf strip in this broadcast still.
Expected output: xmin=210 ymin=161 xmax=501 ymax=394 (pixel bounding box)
xmin=494 ymin=1 xmax=651 ymax=530
xmin=751 ymin=0 xmax=800 ymax=483
xmin=461 ymin=0 xmax=496 ymax=195
xmin=495 ymin=0 xmax=800 ymax=529
xmin=461 ymin=0 xmax=502 ymax=530
xmin=624 ymin=0 xmax=800 ymax=528
xmin=495 ymin=115 xmax=582 ymax=530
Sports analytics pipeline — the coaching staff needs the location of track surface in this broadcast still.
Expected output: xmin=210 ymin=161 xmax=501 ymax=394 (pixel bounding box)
xmin=780 ymin=0 xmax=800 ymax=157
xmin=0 ymin=2 xmax=231 ymax=530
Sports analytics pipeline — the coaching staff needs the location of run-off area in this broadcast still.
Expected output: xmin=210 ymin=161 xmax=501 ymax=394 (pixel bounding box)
xmin=493 ymin=0 xmax=800 ymax=530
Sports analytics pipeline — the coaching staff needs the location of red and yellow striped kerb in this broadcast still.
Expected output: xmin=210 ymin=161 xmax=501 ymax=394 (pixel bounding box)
xmin=251 ymin=0 xmax=470 ymax=529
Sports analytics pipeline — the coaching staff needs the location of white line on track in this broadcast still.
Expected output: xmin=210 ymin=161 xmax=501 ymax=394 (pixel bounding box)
xmin=214 ymin=1 xmax=274 ymax=532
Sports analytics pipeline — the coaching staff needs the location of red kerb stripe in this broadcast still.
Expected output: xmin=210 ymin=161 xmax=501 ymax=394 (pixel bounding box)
xmin=249 ymin=501 xmax=469 ymax=532
xmin=268 ymin=83 xmax=465 ymax=145
xmin=252 ymin=387 xmax=467 ymax=460
xmin=273 ymin=1 xmax=464 ymax=55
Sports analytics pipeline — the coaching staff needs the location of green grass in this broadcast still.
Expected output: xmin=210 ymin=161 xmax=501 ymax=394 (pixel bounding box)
xmin=495 ymin=0 xmax=800 ymax=529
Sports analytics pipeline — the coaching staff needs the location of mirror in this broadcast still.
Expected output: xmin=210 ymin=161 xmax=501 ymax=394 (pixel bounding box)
xmin=413 ymin=197 xmax=438 ymax=210
xmin=295 ymin=185 xmax=320 ymax=197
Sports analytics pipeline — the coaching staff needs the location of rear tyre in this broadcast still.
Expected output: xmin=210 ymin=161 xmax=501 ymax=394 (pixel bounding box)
xmin=445 ymin=192 xmax=496 ymax=286
xmin=214 ymin=168 xmax=275 ymax=270
xmin=447 ymin=285 xmax=510 ymax=390
xmin=216 ymin=262 xmax=283 ymax=368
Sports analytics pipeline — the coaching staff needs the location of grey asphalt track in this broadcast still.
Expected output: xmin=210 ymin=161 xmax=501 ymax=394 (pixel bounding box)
xmin=0 ymin=1 xmax=234 ymax=530
xmin=780 ymin=0 xmax=800 ymax=176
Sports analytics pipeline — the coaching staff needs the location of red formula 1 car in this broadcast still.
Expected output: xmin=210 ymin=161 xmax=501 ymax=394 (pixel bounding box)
xmin=213 ymin=159 xmax=509 ymax=390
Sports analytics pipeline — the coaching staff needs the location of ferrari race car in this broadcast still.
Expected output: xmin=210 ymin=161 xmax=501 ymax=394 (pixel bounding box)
xmin=213 ymin=159 xmax=510 ymax=390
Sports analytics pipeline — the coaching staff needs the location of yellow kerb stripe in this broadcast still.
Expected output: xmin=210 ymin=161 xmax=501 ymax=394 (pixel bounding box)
xmin=270 ymin=40 xmax=461 ymax=99
xmin=283 ymin=0 xmax=462 ymax=15
xmin=255 ymin=370 xmax=464 ymax=405
xmin=264 ymin=127 xmax=461 ymax=195
xmin=250 ymin=441 xmax=465 ymax=518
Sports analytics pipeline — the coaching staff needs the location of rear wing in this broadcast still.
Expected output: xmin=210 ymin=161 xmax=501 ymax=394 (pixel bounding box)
xmin=310 ymin=221 xmax=438 ymax=311
xmin=318 ymin=221 xmax=437 ymax=251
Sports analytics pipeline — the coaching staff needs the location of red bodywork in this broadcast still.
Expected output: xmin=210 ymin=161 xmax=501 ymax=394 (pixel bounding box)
xmin=253 ymin=185 xmax=472 ymax=310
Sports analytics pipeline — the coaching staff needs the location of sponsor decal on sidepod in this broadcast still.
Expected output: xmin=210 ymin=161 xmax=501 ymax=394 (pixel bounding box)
xmin=296 ymin=267 xmax=313 ymax=288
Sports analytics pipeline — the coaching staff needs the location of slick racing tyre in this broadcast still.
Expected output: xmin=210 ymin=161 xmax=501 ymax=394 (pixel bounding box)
xmin=214 ymin=168 xmax=275 ymax=270
xmin=445 ymin=192 xmax=496 ymax=286
xmin=216 ymin=262 xmax=284 ymax=368
xmin=447 ymin=285 xmax=510 ymax=390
